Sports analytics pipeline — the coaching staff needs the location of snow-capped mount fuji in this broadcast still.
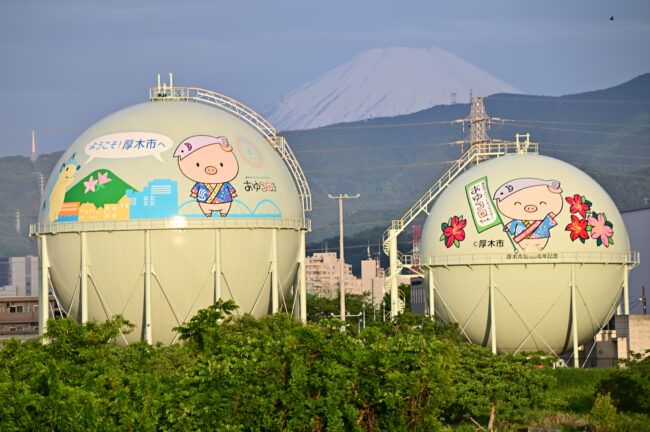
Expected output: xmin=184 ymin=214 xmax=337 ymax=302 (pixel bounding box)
xmin=267 ymin=47 xmax=520 ymax=131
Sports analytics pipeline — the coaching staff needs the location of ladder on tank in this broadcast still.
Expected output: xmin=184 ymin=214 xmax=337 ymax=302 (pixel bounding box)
xmin=150 ymin=86 xmax=312 ymax=219
xmin=382 ymin=135 xmax=538 ymax=317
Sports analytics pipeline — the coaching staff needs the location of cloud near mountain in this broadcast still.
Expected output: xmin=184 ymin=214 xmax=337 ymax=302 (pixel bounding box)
xmin=267 ymin=47 xmax=520 ymax=131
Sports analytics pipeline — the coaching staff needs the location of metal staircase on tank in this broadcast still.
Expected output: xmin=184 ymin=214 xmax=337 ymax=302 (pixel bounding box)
xmin=382 ymin=135 xmax=538 ymax=318
xmin=149 ymin=85 xmax=312 ymax=220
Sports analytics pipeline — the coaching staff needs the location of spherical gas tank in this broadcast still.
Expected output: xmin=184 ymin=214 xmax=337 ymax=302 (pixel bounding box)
xmin=420 ymin=154 xmax=634 ymax=354
xmin=35 ymin=93 xmax=309 ymax=344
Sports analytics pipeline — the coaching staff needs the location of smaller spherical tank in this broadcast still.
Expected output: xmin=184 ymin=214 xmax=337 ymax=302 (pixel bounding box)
xmin=34 ymin=90 xmax=309 ymax=344
xmin=420 ymin=155 xmax=635 ymax=354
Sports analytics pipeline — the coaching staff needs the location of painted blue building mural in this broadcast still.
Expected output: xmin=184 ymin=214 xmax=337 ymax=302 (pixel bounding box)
xmin=126 ymin=179 xmax=178 ymax=219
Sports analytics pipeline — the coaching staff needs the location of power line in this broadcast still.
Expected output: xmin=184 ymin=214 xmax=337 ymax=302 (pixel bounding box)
xmin=505 ymin=121 xmax=650 ymax=139
xmin=488 ymin=96 xmax=650 ymax=105
xmin=504 ymin=119 xmax=650 ymax=128
xmin=283 ymin=119 xmax=458 ymax=133
xmin=293 ymin=139 xmax=459 ymax=154
xmin=305 ymin=160 xmax=456 ymax=174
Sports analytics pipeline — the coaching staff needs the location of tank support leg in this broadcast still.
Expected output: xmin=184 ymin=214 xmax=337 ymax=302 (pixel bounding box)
xmin=214 ymin=229 xmax=222 ymax=303
xmin=571 ymin=264 xmax=579 ymax=368
xmin=144 ymin=230 xmax=152 ymax=344
xmin=39 ymin=235 xmax=50 ymax=338
xmin=428 ymin=267 xmax=435 ymax=318
xmin=80 ymin=231 xmax=88 ymax=324
xmin=299 ymin=230 xmax=307 ymax=323
xmin=271 ymin=229 xmax=279 ymax=313
xmin=389 ymin=232 xmax=398 ymax=319
xmin=489 ymin=265 xmax=497 ymax=354
xmin=623 ymin=265 xmax=630 ymax=315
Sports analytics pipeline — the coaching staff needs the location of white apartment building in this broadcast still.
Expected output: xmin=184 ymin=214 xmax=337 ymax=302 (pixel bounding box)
xmin=305 ymin=252 xmax=362 ymax=298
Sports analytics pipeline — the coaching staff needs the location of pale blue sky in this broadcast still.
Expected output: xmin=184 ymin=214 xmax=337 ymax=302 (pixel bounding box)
xmin=1 ymin=0 xmax=649 ymax=154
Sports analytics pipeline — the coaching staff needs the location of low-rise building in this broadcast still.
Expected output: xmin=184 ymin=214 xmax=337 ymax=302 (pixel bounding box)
xmin=0 ymin=295 xmax=59 ymax=341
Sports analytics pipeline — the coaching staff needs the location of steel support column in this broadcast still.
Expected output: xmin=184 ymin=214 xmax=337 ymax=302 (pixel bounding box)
xmin=389 ymin=230 xmax=399 ymax=319
xmin=80 ymin=231 xmax=88 ymax=324
xmin=571 ymin=264 xmax=579 ymax=368
xmin=428 ymin=267 xmax=435 ymax=318
xmin=623 ymin=265 xmax=630 ymax=315
xmin=489 ymin=264 xmax=497 ymax=354
xmin=271 ymin=229 xmax=279 ymax=313
xmin=299 ymin=230 xmax=307 ymax=323
xmin=39 ymin=235 xmax=50 ymax=337
xmin=214 ymin=229 xmax=222 ymax=303
xmin=144 ymin=230 xmax=153 ymax=344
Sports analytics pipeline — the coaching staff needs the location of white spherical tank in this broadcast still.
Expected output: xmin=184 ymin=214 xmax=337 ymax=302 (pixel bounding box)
xmin=32 ymin=86 xmax=310 ymax=344
xmin=420 ymin=154 xmax=637 ymax=355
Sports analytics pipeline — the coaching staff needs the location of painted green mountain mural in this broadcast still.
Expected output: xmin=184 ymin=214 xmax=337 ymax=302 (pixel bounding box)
xmin=64 ymin=169 xmax=137 ymax=207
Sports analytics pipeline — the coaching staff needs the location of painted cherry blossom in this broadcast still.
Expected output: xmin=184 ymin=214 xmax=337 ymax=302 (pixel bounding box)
xmin=440 ymin=215 xmax=467 ymax=248
xmin=97 ymin=171 xmax=112 ymax=185
xmin=565 ymin=215 xmax=589 ymax=243
xmin=84 ymin=175 xmax=98 ymax=193
xmin=587 ymin=212 xmax=614 ymax=247
xmin=566 ymin=194 xmax=591 ymax=218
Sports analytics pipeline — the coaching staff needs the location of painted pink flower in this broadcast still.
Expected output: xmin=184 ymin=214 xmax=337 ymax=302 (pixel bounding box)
xmin=588 ymin=213 xmax=614 ymax=247
xmin=441 ymin=216 xmax=466 ymax=248
xmin=97 ymin=171 xmax=112 ymax=185
xmin=84 ymin=175 xmax=98 ymax=193
xmin=566 ymin=194 xmax=591 ymax=218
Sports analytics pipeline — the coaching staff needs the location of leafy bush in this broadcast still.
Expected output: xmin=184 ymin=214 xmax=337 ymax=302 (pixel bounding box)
xmin=168 ymin=303 xmax=459 ymax=431
xmin=597 ymin=350 xmax=650 ymax=414
xmin=441 ymin=343 xmax=555 ymax=428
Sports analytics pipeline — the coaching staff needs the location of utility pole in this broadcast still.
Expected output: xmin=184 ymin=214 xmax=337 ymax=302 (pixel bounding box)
xmin=15 ymin=209 xmax=20 ymax=234
xmin=643 ymin=286 xmax=647 ymax=315
xmin=328 ymin=193 xmax=359 ymax=321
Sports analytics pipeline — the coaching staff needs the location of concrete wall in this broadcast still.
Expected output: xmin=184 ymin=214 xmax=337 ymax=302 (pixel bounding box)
xmin=616 ymin=314 xmax=650 ymax=361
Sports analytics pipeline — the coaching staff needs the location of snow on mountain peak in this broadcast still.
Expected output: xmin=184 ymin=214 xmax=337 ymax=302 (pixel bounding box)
xmin=266 ymin=47 xmax=520 ymax=131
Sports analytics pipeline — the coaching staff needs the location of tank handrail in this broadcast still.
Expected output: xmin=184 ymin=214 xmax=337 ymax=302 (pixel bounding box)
xmin=150 ymin=86 xmax=276 ymax=140
xmin=30 ymin=217 xmax=310 ymax=235
xmin=421 ymin=250 xmax=639 ymax=266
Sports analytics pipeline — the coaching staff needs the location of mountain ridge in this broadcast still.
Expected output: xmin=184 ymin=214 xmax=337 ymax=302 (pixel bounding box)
xmin=267 ymin=47 xmax=519 ymax=130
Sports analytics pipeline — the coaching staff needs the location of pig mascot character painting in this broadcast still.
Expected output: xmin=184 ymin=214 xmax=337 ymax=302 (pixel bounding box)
xmin=174 ymin=135 xmax=239 ymax=217
xmin=493 ymin=178 xmax=563 ymax=251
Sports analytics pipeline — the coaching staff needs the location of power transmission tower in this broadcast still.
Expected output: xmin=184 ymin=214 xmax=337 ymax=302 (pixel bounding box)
xmin=453 ymin=96 xmax=504 ymax=164
xmin=38 ymin=172 xmax=45 ymax=196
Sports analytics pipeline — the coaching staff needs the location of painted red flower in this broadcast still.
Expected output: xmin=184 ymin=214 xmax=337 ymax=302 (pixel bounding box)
xmin=566 ymin=194 xmax=591 ymax=218
xmin=565 ymin=215 xmax=589 ymax=242
xmin=440 ymin=216 xmax=467 ymax=248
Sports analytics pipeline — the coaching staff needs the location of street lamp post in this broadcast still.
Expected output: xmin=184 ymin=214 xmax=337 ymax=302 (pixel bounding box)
xmin=328 ymin=193 xmax=359 ymax=321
